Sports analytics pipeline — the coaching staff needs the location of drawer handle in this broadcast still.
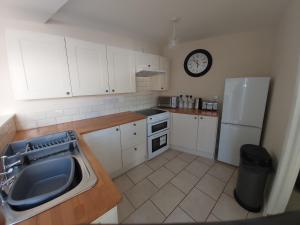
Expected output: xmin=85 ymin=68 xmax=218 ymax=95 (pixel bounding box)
xmin=194 ymin=117 xmax=197 ymax=120
xmin=133 ymin=123 xmax=136 ymax=126
xmin=134 ymin=147 xmax=137 ymax=151
xmin=133 ymin=132 xmax=137 ymax=135
xmin=116 ymin=128 xmax=119 ymax=131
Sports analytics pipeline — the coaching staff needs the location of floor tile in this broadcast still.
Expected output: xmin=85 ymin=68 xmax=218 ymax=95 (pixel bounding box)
xmin=171 ymin=170 xmax=199 ymax=194
xmin=196 ymin=174 xmax=226 ymax=200
xmin=165 ymin=157 xmax=188 ymax=174
xmin=124 ymin=201 xmax=165 ymax=224
xmin=125 ymin=179 xmax=158 ymax=208
xmin=164 ymin=207 xmax=195 ymax=223
xmin=208 ymin=162 xmax=235 ymax=182
xmin=185 ymin=160 xmax=210 ymax=178
xmin=126 ymin=163 xmax=153 ymax=184
xmin=177 ymin=152 xmax=197 ymax=163
xmin=212 ymin=193 xmax=248 ymax=221
xmin=114 ymin=174 xmax=134 ymax=193
xmin=161 ymin=149 xmax=181 ymax=160
xmin=146 ymin=156 xmax=169 ymax=170
xmin=206 ymin=214 xmax=220 ymax=222
xmin=118 ymin=195 xmax=135 ymax=222
xmin=151 ymin=183 xmax=185 ymax=216
xmin=224 ymin=170 xmax=238 ymax=197
xmin=180 ymin=188 xmax=216 ymax=222
xmin=196 ymin=156 xmax=216 ymax=167
xmin=148 ymin=167 xmax=174 ymax=188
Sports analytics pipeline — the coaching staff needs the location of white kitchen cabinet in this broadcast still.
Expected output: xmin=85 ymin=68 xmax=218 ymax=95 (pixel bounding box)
xmin=92 ymin=206 xmax=118 ymax=224
xmin=107 ymin=46 xmax=136 ymax=94
xmin=151 ymin=56 xmax=169 ymax=91
xmin=83 ymin=126 xmax=122 ymax=178
xmin=120 ymin=119 xmax=146 ymax=150
xmin=65 ymin=38 xmax=109 ymax=96
xmin=135 ymin=52 xmax=160 ymax=71
xmin=197 ymin=116 xmax=218 ymax=159
xmin=5 ymin=30 xmax=72 ymax=100
xmin=171 ymin=113 xmax=198 ymax=154
xmin=122 ymin=143 xmax=147 ymax=171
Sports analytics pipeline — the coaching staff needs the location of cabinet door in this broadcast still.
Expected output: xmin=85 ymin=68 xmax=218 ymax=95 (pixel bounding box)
xmin=5 ymin=30 xmax=72 ymax=100
xmin=66 ymin=38 xmax=109 ymax=96
xmin=135 ymin=52 xmax=160 ymax=71
xmin=171 ymin=113 xmax=198 ymax=154
xmin=151 ymin=56 xmax=169 ymax=91
xmin=83 ymin=126 xmax=122 ymax=178
xmin=120 ymin=119 xmax=146 ymax=150
xmin=197 ymin=116 xmax=218 ymax=159
xmin=107 ymin=46 xmax=136 ymax=94
xmin=122 ymin=143 xmax=147 ymax=171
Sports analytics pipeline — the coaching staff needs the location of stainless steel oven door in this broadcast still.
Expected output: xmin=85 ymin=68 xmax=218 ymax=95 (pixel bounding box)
xmin=147 ymin=119 xmax=170 ymax=136
xmin=148 ymin=129 xmax=169 ymax=159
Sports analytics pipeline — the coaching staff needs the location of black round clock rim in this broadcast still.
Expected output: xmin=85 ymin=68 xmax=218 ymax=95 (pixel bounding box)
xmin=184 ymin=49 xmax=213 ymax=77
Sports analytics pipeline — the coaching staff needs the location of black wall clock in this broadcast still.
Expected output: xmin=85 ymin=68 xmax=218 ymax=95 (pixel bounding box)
xmin=184 ymin=49 xmax=213 ymax=77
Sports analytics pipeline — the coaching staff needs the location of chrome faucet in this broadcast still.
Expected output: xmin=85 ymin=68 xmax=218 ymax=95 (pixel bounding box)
xmin=0 ymin=156 xmax=22 ymax=172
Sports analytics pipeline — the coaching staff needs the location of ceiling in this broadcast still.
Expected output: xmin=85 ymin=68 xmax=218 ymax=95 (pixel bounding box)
xmin=1 ymin=0 xmax=290 ymax=45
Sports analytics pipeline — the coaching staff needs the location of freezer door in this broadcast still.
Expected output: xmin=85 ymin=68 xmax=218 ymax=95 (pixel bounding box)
xmin=222 ymin=77 xmax=270 ymax=127
xmin=217 ymin=123 xmax=261 ymax=166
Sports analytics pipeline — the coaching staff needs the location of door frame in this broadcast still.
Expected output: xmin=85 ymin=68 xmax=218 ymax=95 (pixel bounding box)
xmin=264 ymin=59 xmax=300 ymax=215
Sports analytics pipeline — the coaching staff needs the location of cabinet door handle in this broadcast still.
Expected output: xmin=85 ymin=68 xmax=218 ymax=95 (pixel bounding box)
xmin=133 ymin=132 xmax=137 ymax=135
xmin=133 ymin=123 xmax=136 ymax=126
xmin=200 ymin=116 xmax=203 ymax=120
xmin=161 ymin=87 xmax=164 ymax=90
xmin=134 ymin=147 xmax=137 ymax=151
xmin=148 ymin=64 xmax=151 ymax=67
xmin=66 ymin=91 xmax=70 ymax=95
xmin=105 ymin=90 xmax=109 ymax=93
xmin=116 ymin=128 xmax=119 ymax=131
xmin=194 ymin=117 xmax=197 ymax=120
xmin=112 ymin=89 xmax=115 ymax=92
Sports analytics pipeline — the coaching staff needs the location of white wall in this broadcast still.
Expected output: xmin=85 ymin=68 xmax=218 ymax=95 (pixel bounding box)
xmin=263 ymin=0 xmax=300 ymax=163
xmin=0 ymin=20 xmax=161 ymax=130
xmin=163 ymin=30 xmax=275 ymax=99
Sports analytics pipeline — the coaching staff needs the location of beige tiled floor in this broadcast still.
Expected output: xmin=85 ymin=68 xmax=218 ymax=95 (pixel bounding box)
xmin=113 ymin=149 xmax=262 ymax=223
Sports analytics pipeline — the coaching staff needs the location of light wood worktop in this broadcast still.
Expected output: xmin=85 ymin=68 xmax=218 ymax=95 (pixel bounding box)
xmin=160 ymin=108 xmax=219 ymax=117
xmin=13 ymin=112 xmax=146 ymax=225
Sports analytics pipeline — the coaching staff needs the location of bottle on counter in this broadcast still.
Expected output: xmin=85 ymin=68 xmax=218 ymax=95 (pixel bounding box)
xmin=188 ymin=95 xmax=193 ymax=109
xmin=179 ymin=95 xmax=184 ymax=108
xmin=184 ymin=95 xmax=189 ymax=108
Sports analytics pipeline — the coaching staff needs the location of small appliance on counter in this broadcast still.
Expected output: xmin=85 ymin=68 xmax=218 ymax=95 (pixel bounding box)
xmin=157 ymin=96 xmax=178 ymax=108
xmin=201 ymin=99 xmax=219 ymax=111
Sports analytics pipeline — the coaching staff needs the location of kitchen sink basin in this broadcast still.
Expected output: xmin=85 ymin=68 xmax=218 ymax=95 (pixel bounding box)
xmin=0 ymin=131 xmax=97 ymax=225
xmin=7 ymin=156 xmax=75 ymax=211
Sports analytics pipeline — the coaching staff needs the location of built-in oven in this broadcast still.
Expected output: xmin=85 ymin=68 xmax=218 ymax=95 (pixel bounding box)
xmin=147 ymin=118 xmax=170 ymax=136
xmin=148 ymin=129 xmax=169 ymax=159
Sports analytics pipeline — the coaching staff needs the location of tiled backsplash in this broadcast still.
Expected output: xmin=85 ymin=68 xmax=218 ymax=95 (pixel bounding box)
xmin=15 ymin=77 xmax=159 ymax=130
xmin=0 ymin=115 xmax=16 ymax=152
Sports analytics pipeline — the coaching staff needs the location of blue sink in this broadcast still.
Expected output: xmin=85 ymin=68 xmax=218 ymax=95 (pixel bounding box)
xmin=7 ymin=156 xmax=75 ymax=210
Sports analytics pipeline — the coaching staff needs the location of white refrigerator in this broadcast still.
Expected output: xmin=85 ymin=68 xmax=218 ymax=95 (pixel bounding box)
xmin=217 ymin=77 xmax=270 ymax=166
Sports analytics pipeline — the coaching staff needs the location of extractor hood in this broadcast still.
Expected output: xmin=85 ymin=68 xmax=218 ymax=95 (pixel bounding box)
xmin=135 ymin=68 xmax=166 ymax=77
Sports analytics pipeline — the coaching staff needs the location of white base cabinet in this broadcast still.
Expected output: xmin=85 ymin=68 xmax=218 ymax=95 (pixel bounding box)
xmin=171 ymin=113 xmax=198 ymax=155
xmin=83 ymin=119 xmax=147 ymax=178
xmin=83 ymin=126 xmax=123 ymax=178
xmin=171 ymin=113 xmax=218 ymax=159
xmin=92 ymin=206 xmax=118 ymax=224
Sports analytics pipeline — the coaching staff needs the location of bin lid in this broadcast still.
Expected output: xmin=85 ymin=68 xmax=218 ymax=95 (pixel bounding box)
xmin=241 ymin=144 xmax=272 ymax=167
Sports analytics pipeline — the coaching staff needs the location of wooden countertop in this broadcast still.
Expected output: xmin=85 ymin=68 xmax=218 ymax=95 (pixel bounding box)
xmin=13 ymin=112 xmax=146 ymax=225
xmin=160 ymin=108 xmax=219 ymax=117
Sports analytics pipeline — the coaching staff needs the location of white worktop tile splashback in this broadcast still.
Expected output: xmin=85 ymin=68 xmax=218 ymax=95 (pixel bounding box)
xmin=0 ymin=116 xmax=16 ymax=152
xmin=15 ymin=78 xmax=159 ymax=130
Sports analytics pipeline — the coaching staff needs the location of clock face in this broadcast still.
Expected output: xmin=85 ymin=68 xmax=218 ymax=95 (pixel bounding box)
xmin=184 ymin=49 xmax=212 ymax=77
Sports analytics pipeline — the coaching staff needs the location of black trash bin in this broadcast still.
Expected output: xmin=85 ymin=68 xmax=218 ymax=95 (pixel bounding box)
xmin=234 ymin=144 xmax=273 ymax=212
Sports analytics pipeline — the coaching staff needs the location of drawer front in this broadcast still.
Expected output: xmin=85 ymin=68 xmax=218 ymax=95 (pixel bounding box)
xmin=122 ymin=143 xmax=147 ymax=171
xmin=121 ymin=119 xmax=146 ymax=149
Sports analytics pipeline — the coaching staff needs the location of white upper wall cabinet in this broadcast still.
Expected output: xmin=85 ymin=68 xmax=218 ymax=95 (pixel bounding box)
xmin=6 ymin=30 xmax=72 ymax=100
xmin=135 ymin=52 xmax=160 ymax=71
xmin=65 ymin=38 xmax=110 ymax=96
xmin=107 ymin=46 xmax=136 ymax=94
xmin=151 ymin=56 xmax=169 ymax=91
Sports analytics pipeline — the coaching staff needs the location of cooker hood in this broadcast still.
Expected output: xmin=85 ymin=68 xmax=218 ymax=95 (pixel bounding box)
xmin=135 ymin=68 xmax=166 ymax=77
